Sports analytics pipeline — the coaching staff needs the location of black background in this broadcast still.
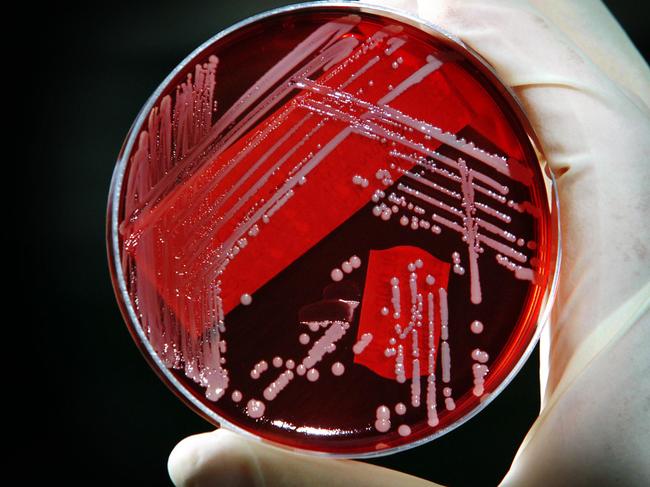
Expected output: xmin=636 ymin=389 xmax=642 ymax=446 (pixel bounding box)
xmin=20 ymin=1 xmax=647 ymax=485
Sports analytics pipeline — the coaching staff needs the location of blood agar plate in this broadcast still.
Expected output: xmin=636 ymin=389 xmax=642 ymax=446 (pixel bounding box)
xmin=107 ymin=2 xmax=560 ymax=457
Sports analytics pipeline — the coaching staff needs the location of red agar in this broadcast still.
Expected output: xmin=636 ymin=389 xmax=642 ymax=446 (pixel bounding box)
xmin=109 ymin=5 xmax=558 ymax=456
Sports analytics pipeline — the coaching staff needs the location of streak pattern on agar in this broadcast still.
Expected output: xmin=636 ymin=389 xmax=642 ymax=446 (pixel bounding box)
xmin=111 ymin=7 xmax=557 ymax=456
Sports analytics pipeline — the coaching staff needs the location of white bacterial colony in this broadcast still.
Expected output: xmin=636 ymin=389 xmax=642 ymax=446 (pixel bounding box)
xmin=353 ymin=333 xmax=373 ymax=354
xmin=443 ymin=387 xmax=456 ymax=411
xmin=470 ymin=320 xmax=484 ymax=334
xmin=471 ymin=349 xmax=490 ymax=397
xmin=426 ymin=290 xmax=438 ymax=427
xmin=331 ymin=268 xmax=344 ymax=282
xmin=398 ymin=424 xmax=411 ymax=437
xmin=390 ymin=277 xmax=401 ymax=319
xmin=264 ymin=370 xmax=294 ymax=400
xmin=439 ymin=288 xmax=451 ymax=384
xmin=331 ymin=362 xmax=345 ymax=376
xmin=331 ymin=255 xmax=362 ymax=282
xmin=250 ymin=360 xmax=268 ymax=380
xmin=307 ymin=368 xmax=320 ymax=382
xmin=496 ymin=254 xmax=536 ymax=281
xmin=352 ymin=175 xmax=370 ymax=187
xmin=375 ymin=405 xmax=391 ymax=433
xmin=471 ymin=349 xmax=489 ymax=363
xmin=451 ymin=252 xmax=465 ymax=275
xmin=246 ymin=399 xmax=265 ymax=419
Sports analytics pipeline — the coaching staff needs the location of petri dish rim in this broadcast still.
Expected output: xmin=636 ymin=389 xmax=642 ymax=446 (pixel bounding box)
xmin=106 ymin=0 xmax=561 ymax=459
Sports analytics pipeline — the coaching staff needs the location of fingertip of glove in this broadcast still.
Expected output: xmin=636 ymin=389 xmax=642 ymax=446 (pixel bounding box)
xmin=168 ymin=428 xmax=262 ymax=487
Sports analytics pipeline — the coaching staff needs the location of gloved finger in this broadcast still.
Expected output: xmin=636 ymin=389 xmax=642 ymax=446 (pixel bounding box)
xmin=528 ymin=0 xmax=650 ymax=110
xmin=168 ymin=428 xmax=442 ymax=487
xmin=501 ymin=302 xmax=650 ymax=486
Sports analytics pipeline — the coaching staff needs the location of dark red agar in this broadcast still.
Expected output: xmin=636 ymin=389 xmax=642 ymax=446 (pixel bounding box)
xmin=108 ymin=4 xmax=559 ymax=457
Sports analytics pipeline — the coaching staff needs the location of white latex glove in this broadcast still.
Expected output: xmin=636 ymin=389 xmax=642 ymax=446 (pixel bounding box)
xmin=168 ymin=1 xmax=650 ymax=485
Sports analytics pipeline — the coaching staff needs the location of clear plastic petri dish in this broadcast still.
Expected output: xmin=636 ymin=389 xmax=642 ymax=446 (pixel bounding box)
xmin=107 ymin=1 xmax=560 ymax=458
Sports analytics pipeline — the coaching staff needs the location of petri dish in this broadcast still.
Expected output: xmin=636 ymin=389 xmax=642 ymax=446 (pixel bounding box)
xmin=107 ymin=1 xmax=560 ymax=458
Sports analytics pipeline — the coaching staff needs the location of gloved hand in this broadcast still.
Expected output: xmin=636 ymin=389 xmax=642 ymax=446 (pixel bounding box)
xmin=168 ymin=1 xmax=650 ymax=485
